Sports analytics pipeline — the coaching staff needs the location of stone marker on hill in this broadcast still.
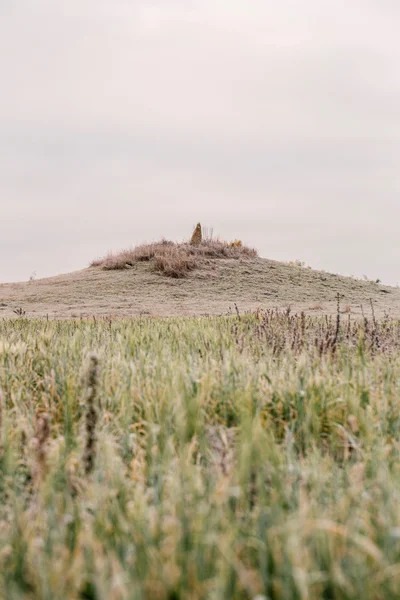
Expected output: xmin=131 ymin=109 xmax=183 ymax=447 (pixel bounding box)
xmin=190 ymin=223 xmax=202 ymax=246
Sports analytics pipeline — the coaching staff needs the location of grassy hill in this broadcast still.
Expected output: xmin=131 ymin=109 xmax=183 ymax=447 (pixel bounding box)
xmin=0 ymin=240 xmax=398 ymax=319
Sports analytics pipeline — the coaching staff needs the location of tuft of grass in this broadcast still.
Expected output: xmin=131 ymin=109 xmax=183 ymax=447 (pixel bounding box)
xmin=91 ymin=238 xmax=258 ymax=277
xmin=153 ymin=248 xmax=197 ymax=278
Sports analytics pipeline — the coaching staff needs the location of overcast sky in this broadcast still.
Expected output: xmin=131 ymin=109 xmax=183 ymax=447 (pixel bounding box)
xmin=1 ymin=1 xmax=399 ymax=284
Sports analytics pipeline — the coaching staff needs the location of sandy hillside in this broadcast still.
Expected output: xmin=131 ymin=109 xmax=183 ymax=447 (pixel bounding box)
xmin=0 ymin=256 xmax=399 ymax=319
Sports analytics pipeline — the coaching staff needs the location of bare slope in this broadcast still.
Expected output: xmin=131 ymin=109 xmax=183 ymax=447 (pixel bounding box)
xmin=0 ymin=257 xmax=399 ymax=319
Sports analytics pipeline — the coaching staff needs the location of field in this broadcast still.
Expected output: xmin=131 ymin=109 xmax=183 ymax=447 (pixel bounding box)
xmin=1 ymin=311 xmax=400 ymax=599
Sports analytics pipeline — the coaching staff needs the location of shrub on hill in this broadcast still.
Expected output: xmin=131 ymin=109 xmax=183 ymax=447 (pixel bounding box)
xmin=91 ymin=238 xmax=257 ymax=278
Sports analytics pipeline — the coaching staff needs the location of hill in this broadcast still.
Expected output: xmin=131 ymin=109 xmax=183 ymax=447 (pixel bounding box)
xmin=0 ymin=253 xmax=398 ymax=319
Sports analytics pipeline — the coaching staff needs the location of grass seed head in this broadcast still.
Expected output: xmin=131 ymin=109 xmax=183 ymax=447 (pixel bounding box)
xmin=83 ymin=353 xmax=100 ymax=475
xmin=32 ymin=412 xmax=50 ymax=484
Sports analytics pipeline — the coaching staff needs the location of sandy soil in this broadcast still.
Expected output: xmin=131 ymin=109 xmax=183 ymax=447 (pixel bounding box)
xmin=0 ymin=257 xmax=399 ymax=319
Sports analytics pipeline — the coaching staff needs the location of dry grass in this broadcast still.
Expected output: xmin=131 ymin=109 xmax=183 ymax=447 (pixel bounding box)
xmin=309 ymin=302 xmax=324 ymax=311
xmin=91 ymin=238 xmax=258 ymax=277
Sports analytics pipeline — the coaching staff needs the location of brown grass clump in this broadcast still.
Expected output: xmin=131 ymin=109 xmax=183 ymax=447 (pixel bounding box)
xmin=154 ymin=247 xmax=197 ymax=278
xmin=92 ymin=238 xmax=258 ymax=278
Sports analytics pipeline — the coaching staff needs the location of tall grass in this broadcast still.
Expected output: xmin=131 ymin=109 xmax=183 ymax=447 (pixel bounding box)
xmin=0 ymin=312 xmax=400 ymax=598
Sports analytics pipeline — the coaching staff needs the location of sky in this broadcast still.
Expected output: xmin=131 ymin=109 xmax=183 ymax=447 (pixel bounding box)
xmin=1 ymin=0 xmax=399 ymax=284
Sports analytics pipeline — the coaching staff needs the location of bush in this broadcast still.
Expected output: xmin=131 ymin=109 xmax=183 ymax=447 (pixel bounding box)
xmin=154 ymin=247 xmax=196 ymax=278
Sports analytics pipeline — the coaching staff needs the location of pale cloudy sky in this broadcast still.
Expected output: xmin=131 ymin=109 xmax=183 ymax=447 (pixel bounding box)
xmin=1 ymin=1 xmax=399 ymax=284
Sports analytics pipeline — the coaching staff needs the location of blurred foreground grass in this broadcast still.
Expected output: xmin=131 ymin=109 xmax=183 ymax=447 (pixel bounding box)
xmin=1 ymin=311 xmax=400 ymax=599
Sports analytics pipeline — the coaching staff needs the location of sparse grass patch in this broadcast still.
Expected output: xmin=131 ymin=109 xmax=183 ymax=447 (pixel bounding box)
xmin=91 ymin=238 xmax=258 ymax=277
xmin=309 ymin=302 xmax=323 ymax=311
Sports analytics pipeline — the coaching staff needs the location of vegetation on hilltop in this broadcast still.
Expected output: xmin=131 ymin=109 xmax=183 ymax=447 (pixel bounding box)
xmin=91 ymin=237 xmax=258 ymax=277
